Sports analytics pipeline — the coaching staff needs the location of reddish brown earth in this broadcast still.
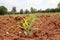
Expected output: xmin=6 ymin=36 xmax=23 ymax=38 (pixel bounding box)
xmin=0 ymin=14 xmax=60 ymax=40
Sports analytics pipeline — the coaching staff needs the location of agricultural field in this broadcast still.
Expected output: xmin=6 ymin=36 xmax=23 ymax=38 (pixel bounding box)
xmin=0 ymin=13 xmax=60 ymax=40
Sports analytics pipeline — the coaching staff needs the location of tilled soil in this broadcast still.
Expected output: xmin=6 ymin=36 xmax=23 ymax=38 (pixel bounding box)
xmin=0 ymin=14 xmax=60 ymax=40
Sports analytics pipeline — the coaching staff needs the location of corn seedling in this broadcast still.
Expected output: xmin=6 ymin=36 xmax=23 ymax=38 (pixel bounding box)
xmin=22 ymin=15 xmax=35 ymax=36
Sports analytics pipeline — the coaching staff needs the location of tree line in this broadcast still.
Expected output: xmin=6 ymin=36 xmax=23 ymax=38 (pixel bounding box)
xmin=0 ymin=3 xmax=60 ymax=15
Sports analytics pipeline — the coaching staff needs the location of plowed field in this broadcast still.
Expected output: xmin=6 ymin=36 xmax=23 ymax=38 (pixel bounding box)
xmin=0 ymin=13 xmax=60 ymax=40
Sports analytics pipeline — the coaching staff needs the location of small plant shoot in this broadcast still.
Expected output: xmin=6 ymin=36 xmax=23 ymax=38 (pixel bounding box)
xmin=22 ymin=15 xmax=36 ymax=36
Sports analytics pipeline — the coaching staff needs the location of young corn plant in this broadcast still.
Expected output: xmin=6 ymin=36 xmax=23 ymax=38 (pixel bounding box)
xmin=22 ymin=15 xmax=35 ymax=36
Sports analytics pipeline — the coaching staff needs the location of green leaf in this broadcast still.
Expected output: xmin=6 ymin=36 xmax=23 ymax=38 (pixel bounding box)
xmin=29 ymin=17 xmax=35 ymax=28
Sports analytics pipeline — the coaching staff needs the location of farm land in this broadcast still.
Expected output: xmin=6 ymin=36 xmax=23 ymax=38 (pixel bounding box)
xmin=0 ymin=13 xmax=60 ymax=40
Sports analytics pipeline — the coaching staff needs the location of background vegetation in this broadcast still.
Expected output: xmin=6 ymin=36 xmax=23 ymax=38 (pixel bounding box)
xmin=0 ymin=3 xmax=60 ymax=15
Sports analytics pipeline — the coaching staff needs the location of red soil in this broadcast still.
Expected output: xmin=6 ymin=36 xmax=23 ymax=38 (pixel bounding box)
xmin=0 ymin=14 xmax=60 ymax=40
